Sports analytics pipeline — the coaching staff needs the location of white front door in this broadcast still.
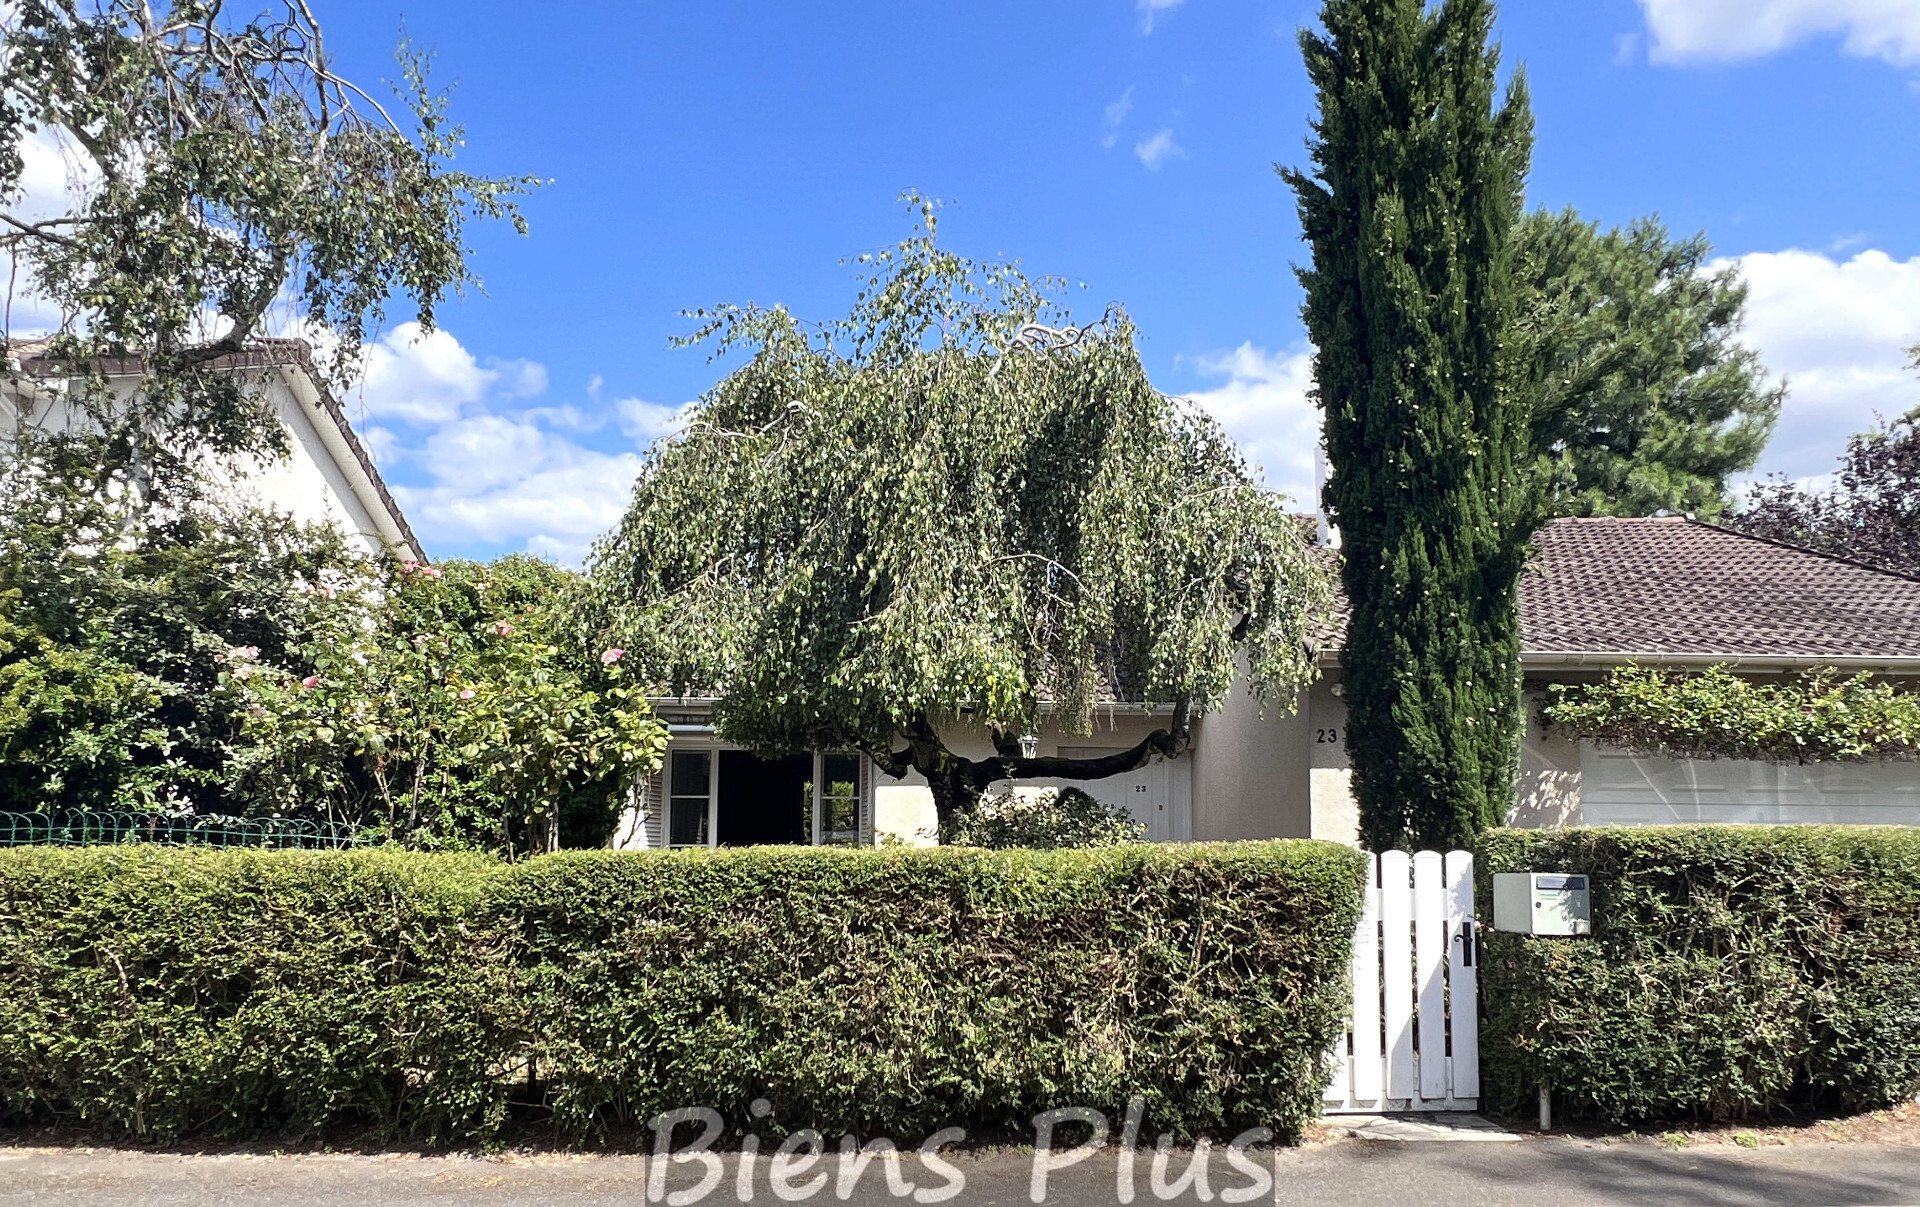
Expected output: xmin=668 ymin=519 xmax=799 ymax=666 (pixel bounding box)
xmin=1058 ymin=750 xmax=1185 ymax=842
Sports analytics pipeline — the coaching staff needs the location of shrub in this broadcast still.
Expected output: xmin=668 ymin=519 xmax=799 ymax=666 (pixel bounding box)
xmin=0 ymin=839 xmax=1365 ymax=1144
xmin=1476 ymin=826 xmax=1920 ymax=1125
xmin=942 ymin=786 xmax=1147 ymax=848
xmin=232 ymin=554 xmax=665 ymax=855
xmin=0 ymin=847 xmax=508 ymax=1142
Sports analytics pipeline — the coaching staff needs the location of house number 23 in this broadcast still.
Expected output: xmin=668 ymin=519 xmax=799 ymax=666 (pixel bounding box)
xmin=1315 ymin=728 xmax=1341 ymax=744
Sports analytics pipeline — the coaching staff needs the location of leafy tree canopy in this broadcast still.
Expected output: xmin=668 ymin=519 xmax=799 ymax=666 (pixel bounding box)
xmin=0 ymin=0 xmax=539 ymax=499
xmin=585 ymin=198 xmax=1334 ymax=826
xmin=1736 ymin=393 xmax=1920 ymax=577
xmin=1514 ymin=209 xmax=1781 ymax=518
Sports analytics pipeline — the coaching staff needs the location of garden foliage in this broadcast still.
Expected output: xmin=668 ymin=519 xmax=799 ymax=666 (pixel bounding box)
xmin=941 ymin=786 xmax=1147 ymax=849
xmin=1543 ymin=665 xmax=1920 ymax=763
xmin=0 ymin=440 xmax=660 ymax=852
xmin=0 ymin=439 xmax=359 ymax=814
xmin=1477 ymin=826 xmax=1920 ymax=1124
xmin=0 ymin=840 xmax=1365 ymax=1143
xmin=232 ymin=554 xmax=665 ymax=854
xmin=1737 ymin=404 xmax=1920 ymax=577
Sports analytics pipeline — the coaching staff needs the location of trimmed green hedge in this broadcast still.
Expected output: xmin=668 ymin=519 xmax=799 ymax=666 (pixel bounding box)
xmin=0 ymin=840 xmax=1365 ymax=1144
xmin=1477 ymin=826 xmax=1920 ymax=1125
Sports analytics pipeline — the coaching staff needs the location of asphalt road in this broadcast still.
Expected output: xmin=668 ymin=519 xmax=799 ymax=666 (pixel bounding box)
xmin=5 ymin=1138 xmax=1920 ymax=1207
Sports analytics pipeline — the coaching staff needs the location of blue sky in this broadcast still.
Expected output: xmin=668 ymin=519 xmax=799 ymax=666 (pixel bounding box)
xmin=295 ymin=0 xmax=1920 ymax=562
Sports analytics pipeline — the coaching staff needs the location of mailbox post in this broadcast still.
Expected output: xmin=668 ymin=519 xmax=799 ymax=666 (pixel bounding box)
xmin=1491 ymin=871 xmax=1594 ymax=1130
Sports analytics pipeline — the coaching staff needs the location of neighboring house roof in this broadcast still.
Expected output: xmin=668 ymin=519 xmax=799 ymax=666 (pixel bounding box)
xmin=1320 ymin=516 xmax=1920 ymax=671
xmin=1519 ymin=516 xmax=1920 ymax=667
xmin=5 ymin=336 xmax=423 ymax=561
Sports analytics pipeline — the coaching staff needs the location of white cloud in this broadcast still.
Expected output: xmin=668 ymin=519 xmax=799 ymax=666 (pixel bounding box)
xmin=1139 ymin=0 xmax=1185 ymax=35
xmin=1181 ymin=343 xmax=1321 ymax=509
xmin=615 ymin=395 xmax=690 ymax=446
xmin=1134 ymin=128 xmax=1183 ymax=170
xmin=1100 ymin=86 xmax=1136 ymax=148
xmin=394 ymin=407 xmax=643 ymax=563
xmin=1638 ymin=0 xmax=1920 ymax=65
xmin=312 ymin=327 xmax=672 ymax=563
xmin=394 ymin=447 xmax=643 ymax=567
xmin=494 ymin=358 xmax=549 ymax=399
xmin=1724 ymin=247 xmax=1920 ymax=481
xmin=350 ymin=322 xmax=503 ymax=425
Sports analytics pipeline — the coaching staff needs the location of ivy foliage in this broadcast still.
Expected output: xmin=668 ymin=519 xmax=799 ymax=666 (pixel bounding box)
xmin=232 ymin=555 xmax=666 ymax=854
xmin=1514 ymin=210 xmax=1781 ymax=519
xmin=942 ymin=786 xmax=1146 ymax=849
xmin=0 ymin=0 xmax=539 ymax=498
xmin=585 ymin=197 xmax=1333 ymax=826
xmin=1478 ymin=826 xmax=1920 ymax=1124
xmin=1283 ymin=0 xmax=1537 ymax=849
xmin=0 ymin=840 xmax=1367 ymax=1144
xmin=1544 ymin=665 xmax=1920 ymax=763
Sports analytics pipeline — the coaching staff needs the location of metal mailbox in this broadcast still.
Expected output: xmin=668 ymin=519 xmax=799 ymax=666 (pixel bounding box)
xmin=1492 ymin=872 xmax=1592 ymax=936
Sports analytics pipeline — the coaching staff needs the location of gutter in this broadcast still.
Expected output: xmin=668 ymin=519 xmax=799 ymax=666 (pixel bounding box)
xmin=1521 ymin=651 xmax=1920 ymax=674
xmin=1317 ymin=648 xmax=1920 ymax=674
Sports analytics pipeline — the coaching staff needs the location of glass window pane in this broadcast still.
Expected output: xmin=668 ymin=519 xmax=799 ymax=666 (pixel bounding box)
xmin=670 ymin=797 xmax=709 ymax=847
xmin=819 ymin=753 xmax=860 ymax=846
xmin=669 ymin=750 xmax=711 ymax=847
xmin=671 ymin=750 xmax=710 ymax=795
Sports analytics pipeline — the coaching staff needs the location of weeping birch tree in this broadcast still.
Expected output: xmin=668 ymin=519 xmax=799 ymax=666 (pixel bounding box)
xmin=585 ymin=199 xmax=1334 ymax=828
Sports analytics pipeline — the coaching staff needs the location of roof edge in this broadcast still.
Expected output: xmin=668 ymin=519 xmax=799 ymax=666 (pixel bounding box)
xmin=1315 ymin=648 xmax=1920 ymax=673
xmin=13 ymin=337 xmax=425 ymax=562
xmin=278 ymin=354 xmax=425 ymax=562
xmin=1691 ymin=517 xmax=1920 ymax=585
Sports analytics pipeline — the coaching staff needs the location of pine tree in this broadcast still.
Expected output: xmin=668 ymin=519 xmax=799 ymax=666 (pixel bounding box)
xmin=1282 ymin=0 xmax=1537 ymax=849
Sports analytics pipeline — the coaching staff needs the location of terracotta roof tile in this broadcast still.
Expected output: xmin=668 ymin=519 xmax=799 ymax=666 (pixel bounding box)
xmin=1319 ymin=517 xmax=1920 ymax=662
xmin=1519 ymin=516 xmax=1920 ymax=659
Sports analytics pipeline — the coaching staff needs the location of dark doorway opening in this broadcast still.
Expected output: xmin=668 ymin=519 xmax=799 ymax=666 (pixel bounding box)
xmin=716 ymin=750 xmax=813 ymax=846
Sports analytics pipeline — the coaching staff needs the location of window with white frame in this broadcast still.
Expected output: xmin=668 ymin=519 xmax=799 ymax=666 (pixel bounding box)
xmin=813 ymin=752 xmax=861 ymax=845
xmin=668 ymin=749 xmax=712 ymax=847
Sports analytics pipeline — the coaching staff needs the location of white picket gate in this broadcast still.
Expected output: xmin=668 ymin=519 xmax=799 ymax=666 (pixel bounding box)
xmin=1323 ymin=849 xmax=1480 ymax=1113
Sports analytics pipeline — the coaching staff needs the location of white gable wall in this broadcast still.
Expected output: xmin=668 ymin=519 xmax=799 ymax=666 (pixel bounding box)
xmin=2 ymin=364 xmax=415 ymax=560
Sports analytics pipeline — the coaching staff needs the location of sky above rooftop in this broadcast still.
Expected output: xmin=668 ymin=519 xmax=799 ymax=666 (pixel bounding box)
xmin=90 ymin=1 xmax=1920 ymax=561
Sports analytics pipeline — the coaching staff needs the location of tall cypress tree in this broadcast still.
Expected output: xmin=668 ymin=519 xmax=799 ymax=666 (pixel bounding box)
xmin=1282 ymin=0 xmax=1537 ymax=849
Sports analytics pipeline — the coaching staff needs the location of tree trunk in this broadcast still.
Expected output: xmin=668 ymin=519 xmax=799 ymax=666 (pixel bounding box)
xmin=868 ymin=699 xmax=1195 ymax=840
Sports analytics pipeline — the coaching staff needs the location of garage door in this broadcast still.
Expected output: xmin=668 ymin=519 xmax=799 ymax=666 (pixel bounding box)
xmin=1580 ymin=744 xmax=1920 ymax=826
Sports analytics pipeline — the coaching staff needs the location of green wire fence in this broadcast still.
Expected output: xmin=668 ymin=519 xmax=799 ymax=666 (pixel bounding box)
xmin=0 ymin=811 xmax=360 ymax=850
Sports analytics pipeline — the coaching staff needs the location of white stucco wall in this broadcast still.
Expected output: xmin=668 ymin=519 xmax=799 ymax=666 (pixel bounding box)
xmin=868 ymin=709 xmax=1189 ymax=846
xmin=3 ymin=365 xmax=410 ymax=560
xmin=1512 ymin=690 xmax=1584 ymax=828
xmin=1188 ymin=667 xmax=1311 ymax=840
